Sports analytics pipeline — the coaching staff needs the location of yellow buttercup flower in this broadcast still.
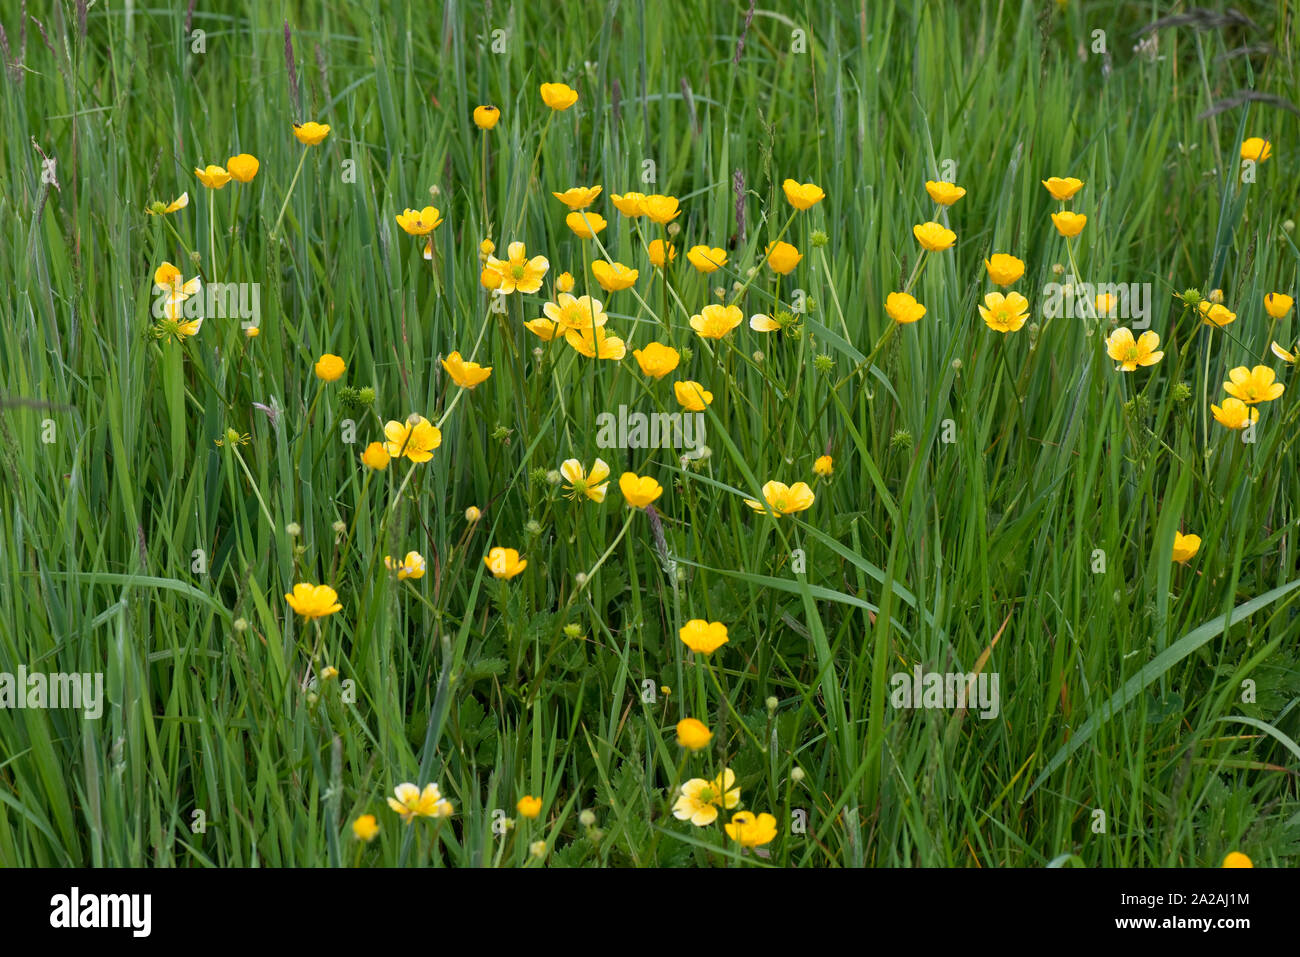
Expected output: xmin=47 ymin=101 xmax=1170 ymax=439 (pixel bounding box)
xmin=543 ymin=293 xmax=608 ymax=331
xmin=482 ymin=241 xmax=549 ymax=294
xmin=561 ymin=458 xmax=611 ymax=502
xmin=725 ymin=811 xmax=778 ymax=848
xmin=395 ymin=205 xmax=443 ymax=235
xmin=1172 ymin=532 xmax=1201 ymax=565
xmin=1223 ymin=365 xmax=1284 ymax=404
xmin=1050 ymin=211 xmax=1087 ymax=237
xmin=611 ymin=191 xmax=646 ymax=217
xmin=925 ymin=180 xmax=966 ymax=206
xmin=1240 ymin=137 xmax=1271 ymax=162
xmin=554 ymin=271 xmax=575 ymax=293
xmin=194 ymin=164 xmax=232 ymax=189
xmin=1264 ymin=292 xmax=1294 ymax=319
xmin=1222 ymin=851 xmax=1253 ymax=868
xmin=146 ymin=192 xmax=189 ymax=215
xmin=484 ymin=547 xmax=528 ymax=579
xmin=516 ymin=795 xmax=543 ymax=819
xmin=632 ymin=342 xmax=680 ymax=379
xmin=285 ymin=583 xmax=342 ymax=620
xmin=640 ymin=194 xmax=682 ymax=224
xmin=524 ymin=317 xmax=561 ymax=340
xmin=673 ymin=768 xmax=740 ymax=825
xmin=674 ymin=380 xmax=714 ymax=411
xmin=1095 ymin=293 xmax=1117 ymax=318
xmin=154 ymin=261 xmax=201 ymax=298
xmin=315 ymin=353 xmax=346 ymax=381
xmin=465 ymin=505 xmax=482 ymax=522
xmin=675 ymin=718 xmax=713 ymax=750
xmin=387 ymin=783 xmax=453 ymax=821
xmin=678 ymin=619 xmax=729 ymax=655
xmin=813 ymin=455 xmax=833 ymax=477
xmin=686 ymin=245 xmax=728 ymax=273
xmin=292 ymin=121 xmax=331 ymax=145
xmin=385 ymin=551 xmax=427 ymax=581
xmin=885 ymin=291 xmax=926 ymax=324
xmin=565 ymin=210 xmax=608 ymax=239
xmin=360 ymin=442 xmax=390 ymax=470
xmin=1041 ymin=176 xmax=1084 ymax=200
xmin=441 ymin=351 xmax=493 ymax=388
xmin=564 ymin=324 xmax=626 ymax=360
xmin=689 ymin=303 xmax=743 ymax=339
xmin=1199 ymin=301 xmax=1237 ymax=328
xmin=1211 ymin=397 xmax=1259 ymax=430
xmin=226 ymin=153 xmax=259 ymax=183
xmin=979 ymin=291 xmax=1030 ymax=333
xmin=1270 ymin=341 xmax=1297 ymax=364
xmin=913 ymin=221 xmax=956 ymax=252
xmin=1104 ymin=328 xmax=1163 ymax=371
xmin=473 ymin=105 xmax=500 ymax=130
xmin=553 ymin=185 xmax=602 ymax=210
xmin=383 ymin=415 xmax=442 ymax=463
xmin=647 ymin=239 xmax=676 ymax=267
xmin=352 ymin=814 xmax=380 ymax=842
xmin=765 ymin=241 xmax=802 ymax=275
xmin=782 ymin=178 xmax=826 ymax=210
xmin=744 ymin=480 xmax=815 ymax=516
xmin=540 ymin=82 xmax=579 ymax=110
xmin=591 ymin=260 xmax=639 ymax=292
xmin=984 ymin=253 xmax=1025 ymax=287
xmin=619 ymin=472 xmax=663 ymax=508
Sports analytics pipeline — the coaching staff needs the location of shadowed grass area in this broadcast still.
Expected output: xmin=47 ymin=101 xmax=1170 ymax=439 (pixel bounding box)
xmin=1 ymin=0 xmax=1298 ymax=866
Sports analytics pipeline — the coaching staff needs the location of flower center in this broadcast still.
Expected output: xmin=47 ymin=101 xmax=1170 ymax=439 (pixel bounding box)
xmin=512 ymin=264 xmax=526 ymax=279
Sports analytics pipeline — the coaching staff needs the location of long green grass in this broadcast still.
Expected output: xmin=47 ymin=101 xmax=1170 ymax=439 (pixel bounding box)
xmin=2 ymin=0 xmax=1299 ymax=867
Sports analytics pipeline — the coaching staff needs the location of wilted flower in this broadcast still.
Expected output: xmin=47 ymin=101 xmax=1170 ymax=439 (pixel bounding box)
xmin=385 ymin=551 xmax=427 ymax=581
xmin=146 ymin=192 xmax=189 ymax=216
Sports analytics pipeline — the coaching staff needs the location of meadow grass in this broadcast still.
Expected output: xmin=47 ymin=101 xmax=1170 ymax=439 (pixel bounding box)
xmin=1 ymin=0 xmax=1299 ymax=867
